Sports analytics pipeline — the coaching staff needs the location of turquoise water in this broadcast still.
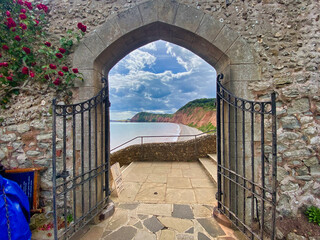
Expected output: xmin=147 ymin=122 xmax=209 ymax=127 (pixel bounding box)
xmin=110 ymin=122 xmax=180 ymax=151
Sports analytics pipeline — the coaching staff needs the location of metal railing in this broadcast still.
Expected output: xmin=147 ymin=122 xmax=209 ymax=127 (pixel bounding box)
xmin=110 ymin=129 xmax=216 ymax=153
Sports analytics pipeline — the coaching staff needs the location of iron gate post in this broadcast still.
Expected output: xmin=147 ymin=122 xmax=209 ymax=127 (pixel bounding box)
xmin=52 ymin=99 xmax=58 ymax=240
xmin=216 ymin=74 xmax=223 ymax=210
xmin=103 ymin=77 xmax=111 ymax=197
xmin=271 ymin=92 xmax=277 ymax=240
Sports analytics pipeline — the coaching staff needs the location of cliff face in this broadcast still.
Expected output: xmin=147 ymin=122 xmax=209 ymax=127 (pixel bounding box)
xmin=131 ymin=100 xmax=217 ymax=132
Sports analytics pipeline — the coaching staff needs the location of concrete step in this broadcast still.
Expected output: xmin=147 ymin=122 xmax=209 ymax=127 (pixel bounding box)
xmin=199 ymin=157 xmax=218 ymax=185
xmin=207 ymin=153 xmax=217 ymax=164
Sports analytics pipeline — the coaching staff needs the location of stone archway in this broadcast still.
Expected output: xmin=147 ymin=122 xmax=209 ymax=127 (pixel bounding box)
xmin=72 ymin=0 xmax=260 ymax=103
xmin=71 ymin=0 xmax=265 ymax=236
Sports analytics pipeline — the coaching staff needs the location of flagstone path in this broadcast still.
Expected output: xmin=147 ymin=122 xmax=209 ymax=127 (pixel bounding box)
xmin=79 ymin=161 xmax=246 ymax=240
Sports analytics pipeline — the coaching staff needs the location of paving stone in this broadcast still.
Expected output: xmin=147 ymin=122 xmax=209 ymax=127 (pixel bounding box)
xmin=134 ymin=221 xmax=143 ymax=229
xmin=106 ymin=209 xmax=128 ymax=231
xmin=119 ymin=203 xmax=139 ymax=210
xmin=134 ymin=230 xmax=156 ymax=240
xmin=143 ymin=216 xmax=164 ymax=233
xmin=198 ymin=232 xmax=211 ymax=240
xmin=137 ymin=203 xmax=172 ymax=216
xmin=104 ymin=226 xmax=137 ymax=240
xmin=79 ymin=226 xmax=104 ymax=240
xmin=185 ymin=227 xmax=194 ymax=234
xmin=172 ymin=204 xmax=194 ymax=219
xmin=192 ymin=205 xmax=212 ymax=218
xmin=138 ymin=214 xmax=148 ymax=220
xmin=158 ymin=217 xmax=193 ymax=233
xmin=101 ymin=230 xmax=112 ymax=238
xmin=159 ymin=230 xmax=175 ymax=240
xmin=197 ymin=218 xmax=225 ymax=238
xmin=176 ymin=234 xmax=194 ymax=240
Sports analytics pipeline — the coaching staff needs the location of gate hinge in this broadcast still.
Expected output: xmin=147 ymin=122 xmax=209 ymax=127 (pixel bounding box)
xmin=56 ymin=171 xmax=70 ymax=179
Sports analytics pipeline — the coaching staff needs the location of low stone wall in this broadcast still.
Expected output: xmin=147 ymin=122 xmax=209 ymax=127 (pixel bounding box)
xmin=110 ymin=134 xmax=216 ymax=166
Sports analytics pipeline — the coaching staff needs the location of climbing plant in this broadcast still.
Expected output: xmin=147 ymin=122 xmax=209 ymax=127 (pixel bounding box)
xmin=0 ymin=0 xmax=86 ymax=107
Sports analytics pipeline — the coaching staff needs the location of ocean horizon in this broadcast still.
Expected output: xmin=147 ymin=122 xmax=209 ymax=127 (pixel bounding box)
xmin=110 ymin=122 xmax=181 ymax=151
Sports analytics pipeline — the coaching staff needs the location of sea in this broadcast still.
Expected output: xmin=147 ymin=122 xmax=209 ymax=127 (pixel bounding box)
xmin=110 ymin=122 xmax=180 ymax=151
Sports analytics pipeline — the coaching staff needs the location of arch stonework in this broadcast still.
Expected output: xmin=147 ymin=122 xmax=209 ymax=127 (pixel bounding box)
xmin=73 ymin=0 xmax=261 ymax=102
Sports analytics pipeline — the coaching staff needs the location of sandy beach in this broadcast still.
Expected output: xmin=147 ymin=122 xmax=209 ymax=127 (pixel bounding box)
xmin=177 ymin=124 xmax=203 ymax=141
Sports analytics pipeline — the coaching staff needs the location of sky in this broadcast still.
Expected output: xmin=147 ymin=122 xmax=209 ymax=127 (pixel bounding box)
xmin=109 ymin=40 xmax=216 ymax=120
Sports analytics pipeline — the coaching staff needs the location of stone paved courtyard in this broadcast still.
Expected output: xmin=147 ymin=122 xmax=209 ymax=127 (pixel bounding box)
xmin=79 ymin=162 xmax=245 ymax=240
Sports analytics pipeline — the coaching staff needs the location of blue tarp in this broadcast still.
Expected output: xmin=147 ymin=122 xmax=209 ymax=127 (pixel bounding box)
xmin=0 ymin=175 xmax=32 ymax=240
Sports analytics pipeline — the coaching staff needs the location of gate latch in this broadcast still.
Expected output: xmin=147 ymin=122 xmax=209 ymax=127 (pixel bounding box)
xmin=56 ymin=171 xmax=70 ymax=179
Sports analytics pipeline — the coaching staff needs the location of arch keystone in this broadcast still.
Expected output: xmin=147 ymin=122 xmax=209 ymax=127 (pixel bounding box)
xmin=138 ymin=0 xmax=159 ymax=25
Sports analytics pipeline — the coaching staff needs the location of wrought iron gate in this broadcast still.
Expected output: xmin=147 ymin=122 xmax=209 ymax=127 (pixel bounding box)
xmin=216 ymin=74 xmax=277 ymax=239
xmin=52 ymin=77 xmax=110 ymax=239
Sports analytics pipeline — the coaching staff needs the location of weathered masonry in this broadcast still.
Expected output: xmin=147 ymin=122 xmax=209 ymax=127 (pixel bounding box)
xmin=0 ymin=0 xmax=319 ymax=239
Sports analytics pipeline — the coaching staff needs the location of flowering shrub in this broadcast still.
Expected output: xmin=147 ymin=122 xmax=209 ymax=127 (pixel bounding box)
xmin=0 ymin=0 xmax=86 ymax=107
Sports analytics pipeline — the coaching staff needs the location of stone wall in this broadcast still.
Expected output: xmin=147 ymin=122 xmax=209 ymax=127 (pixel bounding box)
xmin=0 ymin=91 xmax=55 ymax=207
xmin=110 ymin=134 xmax=216 ymax=166
xmin=0 ymin=0 xmax=319 ymax=222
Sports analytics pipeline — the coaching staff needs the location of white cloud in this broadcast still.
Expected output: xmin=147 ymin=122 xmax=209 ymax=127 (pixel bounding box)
xmin=109 ymin=40 xmax=217 ymax=118
xmin=141 ymin=42 xmax=157 ymax=51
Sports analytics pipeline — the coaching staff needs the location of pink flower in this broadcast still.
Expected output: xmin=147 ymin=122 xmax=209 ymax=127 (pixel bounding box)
xmin=31 ymin=62 xmax=36 ymax=66
xmin=77 ymin=22 xmax=87 ymax=32
xmin=55 ymin=53 xmax=63 ymax=59
xmin=17 ymin=0 xmax=23 ymax=5
xmin=19 ymin=14 xmax=27 ymax=20
xmin=0 ymin=74 xmax=3 ymax=78
xmin=22 ymin=66 xmax=29 ymax=75
xmin=24 ymin=1 xmax=33 ymax=10
xmin=58 ymin=71 xmax=64 ymax=76
xmin=37 ymin=4 xmax=48 ymax=13
xmin=20 ymin=9 xmax=26 ymax=13
xmin=0 ymin=53 xmax=2 ymax=58
xmin=44 ymin=75 xmax=49 ymax=80
xmin=2 ymin=45 xmax=9 ymax=51
xmin=59 ymin=48 xmax=66 ymax=54
xmin=6 ymin=11 xmax=11 ymax=17
xmin=30 ymin=71 xmax=35 ymax=78
xmin=45 ymin=42 xmax=51 ymax=47
xmin=22 ymin=47 xmax=31 ymax=54
xmin=62 ymin=66 xmax=69 ymax=72
xmin=6 ymin=76 xmax=13 ymax=81
xmin=5 ymin=18 xmax=16 ymax=29
xmin=53 ymin=78 xmax=61 ymax=86
xmin=20 ymin=23 xmax=27 ymax=30
xmin=34 ymin=19 xmax=39 ymax=26
xmin=72 ymin=68 xmax=79 ymax=73
xmin=11 ymin=28 xmax=16 ymax=32
xmin=14 ymin=35 xmax=21 ymax=41
xmin=49 ymin=64 xmax=57 ymax=70
xmin=0 ymin=62 xmax=9 ymax=67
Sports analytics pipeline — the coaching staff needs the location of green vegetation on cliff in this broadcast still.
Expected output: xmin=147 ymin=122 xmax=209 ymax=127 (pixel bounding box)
xmin=178 ymin=98 xmax=216 ymax=112
xmin=131 ymin=98 xmax=217 ymax=132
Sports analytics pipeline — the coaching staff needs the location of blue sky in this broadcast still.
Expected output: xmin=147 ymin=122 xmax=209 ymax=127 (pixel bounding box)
xmin=109 ymin=40 xmax=216 ymax=120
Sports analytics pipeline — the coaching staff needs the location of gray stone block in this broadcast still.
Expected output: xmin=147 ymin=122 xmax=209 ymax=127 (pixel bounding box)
xmin=117 ymin=6 xmax=143 ymax=35
xmin=213 ymin=25 xmax=239 ymax=53
xmin=196 ymin=14 xmax=224 ymax=43
xmin=138 ymin=0 xmax=158 ymax=25
xmin=95 ymin=16 xmax=122 ymax=48
xmin=230 ymin=64 xmax=261 ymax=81
xmin=74 ymin=69 xmax=103 ymax=88
xmin=73 ymin=42 xmax=96 ymax=70
xmin=157 ymin=0 xmax=179 ymax=24
xmin=227 ymin=37 xmax=256 ymax=64
xmin=174 ymin=4 xmax=204 ymax=33
xmin=104 ymin=226 xmax=137 ymax=240
xmin=143 ymin=216 xmax=164 ymax=233
xmin=172 ymin=204 xmax=194 ymax=219
xmin=82 ymin=31 xmax=106 ymax=59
